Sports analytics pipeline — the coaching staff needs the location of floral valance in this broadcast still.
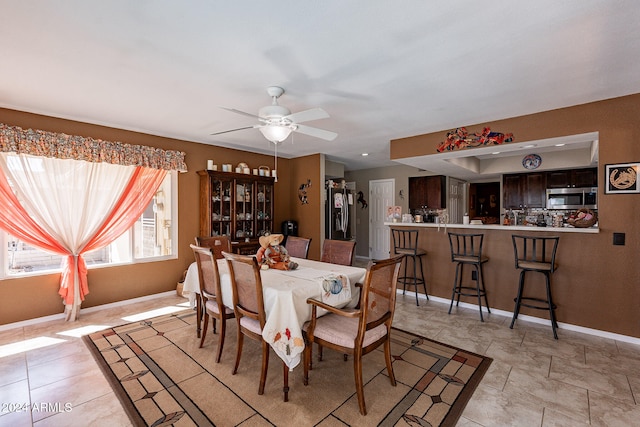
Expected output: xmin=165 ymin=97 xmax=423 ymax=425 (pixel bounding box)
xmin=0 ymin=123 xmax=187 ymax=172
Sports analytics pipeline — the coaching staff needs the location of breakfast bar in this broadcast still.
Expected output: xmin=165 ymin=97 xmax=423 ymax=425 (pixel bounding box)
xmin=384 ymin=221 xmax=623 ymax=336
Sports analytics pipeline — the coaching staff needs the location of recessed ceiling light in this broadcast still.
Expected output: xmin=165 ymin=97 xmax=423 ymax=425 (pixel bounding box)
xmin=361 ymin=153 xmax=368 ymax=156
xmin=523 ymin=144 xmax=537 ymax=148
xmin=491 ymin=152 xmax=501 ymax=155
xmin=554 ymin=143 xmax=566 ymax=147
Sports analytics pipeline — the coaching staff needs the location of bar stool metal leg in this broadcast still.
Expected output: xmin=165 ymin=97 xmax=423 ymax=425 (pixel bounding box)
xmin=510 ymin=270 xmax=526 ymax=329
xmin=417 ymin=255 xmax=428 ymax=301
xmin=544 ymin=273 xmax=558 ymax=339
xmin=448 ymin=262 xmax=461 ymax=314
xmin=474 ymin=264 xmax=484 ymax=322
xmin=478 ymin=263 xmax=491 ymax=316
xmin=401 ymin=254 xmax=408 ymax=295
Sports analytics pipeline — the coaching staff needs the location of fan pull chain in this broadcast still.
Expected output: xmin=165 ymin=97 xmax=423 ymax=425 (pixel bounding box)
xmin=274 ymin=143 xmax=278 ymax=183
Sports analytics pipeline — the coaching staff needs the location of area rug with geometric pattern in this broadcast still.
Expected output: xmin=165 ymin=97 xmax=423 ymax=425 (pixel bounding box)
xmin=83 ymin=310 xmax=491 ymax=427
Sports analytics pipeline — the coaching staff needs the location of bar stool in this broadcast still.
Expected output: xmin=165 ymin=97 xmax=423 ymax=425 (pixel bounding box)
xmin=391 ymin=228 xmax=428 ymax=305
xmin=447 ymin=232 xmax=491 ymax=321
xmin=510 ymin=235 xmax=560 ymax=339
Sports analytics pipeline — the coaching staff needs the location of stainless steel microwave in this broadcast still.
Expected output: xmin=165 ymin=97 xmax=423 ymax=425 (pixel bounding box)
xmin=546 ymin=187 xmax=597 ymax=210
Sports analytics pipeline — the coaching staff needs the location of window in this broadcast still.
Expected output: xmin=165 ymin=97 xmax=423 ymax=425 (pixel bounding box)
xmin=2 ymin=171 xmax=176 ymax=277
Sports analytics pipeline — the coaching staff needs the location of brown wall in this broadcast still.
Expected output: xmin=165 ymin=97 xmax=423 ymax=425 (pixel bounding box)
xmin=287 ymin=154 xmax=323 ymax=260
xmin=0 ymin=108 xmax=298 ymax=324
xmin=387 ymin=94 xmax=639 ymax=338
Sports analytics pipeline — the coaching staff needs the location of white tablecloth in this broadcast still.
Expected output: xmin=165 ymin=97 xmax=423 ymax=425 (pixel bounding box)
xmin=183 ymin=257 xmax=367 ymax=369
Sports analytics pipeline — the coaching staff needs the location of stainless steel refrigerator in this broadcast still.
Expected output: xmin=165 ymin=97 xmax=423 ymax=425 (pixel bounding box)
xmin=326 ymin=186 xmax=354 ymax=240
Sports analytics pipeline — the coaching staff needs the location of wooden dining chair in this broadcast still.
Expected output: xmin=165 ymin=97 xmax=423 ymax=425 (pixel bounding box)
xmin=195 ymin=235 xmax=231 ymax=259
xmin=192 ymin=236 xmax=232 ymax=338
xmin=320 ymin=239 xmax=356 ymax=266
xmin=190 ymin=245 xmax=235 ymax=362
xmin=303 ymin=255 xmax=403 ymax=416
xmin=284 ymin=236 xmax=312 ymax=259
xmin=222 ymin=251 xmax=290 ymax=401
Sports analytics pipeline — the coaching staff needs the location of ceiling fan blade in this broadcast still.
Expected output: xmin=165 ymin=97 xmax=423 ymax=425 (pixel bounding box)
xmin=294 ymin=124 xmax=338 ymax=141
xmin=210 ymin=126 xmax=256 ymax=136
xmin=220 ymin=107 xmax=265 ymax=121
xmin=284 ymin=108 xmax=329 ymax=124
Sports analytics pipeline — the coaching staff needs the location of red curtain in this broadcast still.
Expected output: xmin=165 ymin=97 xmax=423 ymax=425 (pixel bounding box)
xmin=0 ymin=165 xmax=166 ymax=318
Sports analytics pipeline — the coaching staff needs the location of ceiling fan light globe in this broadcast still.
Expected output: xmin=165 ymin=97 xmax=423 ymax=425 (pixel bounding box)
xmin=259 ymin=125 xmax=292 ymax=143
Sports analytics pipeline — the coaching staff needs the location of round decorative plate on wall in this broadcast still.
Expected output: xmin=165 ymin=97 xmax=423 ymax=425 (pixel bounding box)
xmin=522 ymin=154 xmax=542 ymax=170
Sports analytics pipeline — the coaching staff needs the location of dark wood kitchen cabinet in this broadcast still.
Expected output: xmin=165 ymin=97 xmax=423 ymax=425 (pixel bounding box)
xmin=546 ymin=167 xmax=597 ymax=188
xmin=503 ymin=172 xmax=546 ymax=208
xmin=409 ymin=175 xmax=446 ymax=212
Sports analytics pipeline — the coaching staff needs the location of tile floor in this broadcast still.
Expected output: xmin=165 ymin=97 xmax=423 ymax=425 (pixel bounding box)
xmin=1 ymin=285 xmax=639 ymax=426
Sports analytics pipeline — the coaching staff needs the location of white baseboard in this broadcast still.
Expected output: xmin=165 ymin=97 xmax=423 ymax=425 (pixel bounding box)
xmin=4 ymin=289 xmax=638 ymax=346
xmin=0 ymin=290 xmax=178 ymax=332
xmin=398 ymin=290 xmax=640 ymax=346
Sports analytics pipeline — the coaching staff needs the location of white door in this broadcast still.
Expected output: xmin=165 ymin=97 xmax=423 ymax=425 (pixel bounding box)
xmin=448 ymin=177 xmax=467 ymax=224
xmin=369 ymin=179 xmax=394 ymax=260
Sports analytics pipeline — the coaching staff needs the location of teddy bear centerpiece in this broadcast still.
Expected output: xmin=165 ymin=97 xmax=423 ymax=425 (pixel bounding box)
xmin=256 ymin=234 xmax=298 ymax=270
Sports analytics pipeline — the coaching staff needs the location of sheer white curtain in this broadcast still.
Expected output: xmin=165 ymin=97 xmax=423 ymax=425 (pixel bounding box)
xmin=0 ymin=153 xmax=135 ymax=318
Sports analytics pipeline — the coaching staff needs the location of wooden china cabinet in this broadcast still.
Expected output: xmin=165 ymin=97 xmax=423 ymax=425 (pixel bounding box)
xmin=198 ymin=170 xmax=275 ymax=254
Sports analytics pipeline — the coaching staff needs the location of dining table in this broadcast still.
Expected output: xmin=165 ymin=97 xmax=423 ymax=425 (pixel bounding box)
xmin=182 ymin=257 xmax=367 ymax=370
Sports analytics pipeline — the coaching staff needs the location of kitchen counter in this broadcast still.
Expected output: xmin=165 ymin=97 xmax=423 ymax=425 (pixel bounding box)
xmin=384 ymin=221 xmax=616 ymax=339
xmin=384 ymin=222 xmax=599 ymax=233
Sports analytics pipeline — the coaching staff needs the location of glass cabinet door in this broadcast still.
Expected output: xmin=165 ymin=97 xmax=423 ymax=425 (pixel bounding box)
xmin=234 ymin=179 xmax=254 ymax=240
xmin=200 ymin=170 xmax=274 ymax=246
xmin=211 ymin=177 xmax=233 ymax=237
xmin=255 ymin=180 xmax=273 ymax=236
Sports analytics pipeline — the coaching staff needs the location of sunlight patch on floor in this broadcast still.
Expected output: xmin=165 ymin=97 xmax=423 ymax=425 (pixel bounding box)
xmin=121 ymin=305 xmax=190 ymax=322
xmin=0 ymin=336 xmax=67 ymax=358
xmin=57 ymin=325 xmax=112 ymax=337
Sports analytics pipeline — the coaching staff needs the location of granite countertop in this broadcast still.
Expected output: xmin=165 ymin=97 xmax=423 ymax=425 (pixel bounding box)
xmin=384 ymin=222 xmax=599 ymax=233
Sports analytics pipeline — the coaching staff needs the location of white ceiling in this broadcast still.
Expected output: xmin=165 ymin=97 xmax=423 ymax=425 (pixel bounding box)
xmin=1 ymin=1 xmax=639 ymax=172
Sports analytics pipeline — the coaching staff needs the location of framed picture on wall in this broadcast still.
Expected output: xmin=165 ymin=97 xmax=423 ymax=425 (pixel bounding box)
xmin=605 ymin=162 xmax=639 ymax=194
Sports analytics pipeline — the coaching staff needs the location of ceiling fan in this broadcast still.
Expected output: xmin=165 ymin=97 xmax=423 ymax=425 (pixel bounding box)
xmin=211 ymin=86 xmax=338 ymax=143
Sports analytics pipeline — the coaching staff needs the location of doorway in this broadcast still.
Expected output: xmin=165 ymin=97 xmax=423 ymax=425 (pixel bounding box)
xmin=469 ymin=182 xmax=500 ymax=224
xmin=448 ymin=177 xmax=467 ymax=224
xmin=369 ymin=179 xmax=394 ymax=260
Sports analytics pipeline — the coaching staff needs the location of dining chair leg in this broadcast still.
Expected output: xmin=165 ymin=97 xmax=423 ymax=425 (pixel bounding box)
xmin=233 ymin=328 xmax=244 ymax=375
xmin=283 ymin=362 xmax=289 ymax=402
xmin=199 ymin=313 xmax=209 ymax=348
xmin=259 ymin=341 xmax=270 ymax=395
xmin=384 ymin=336 xmax=396 ymax=386
xmin=303 ymin=344 xmax=310 ymax=386
xmin=215 ymin=318 xmax=226 ymax=363
xmin=196 ymin=296 xmax=202 ymax=338
xmin=353 ymin=349 xmax=366 ymax=416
